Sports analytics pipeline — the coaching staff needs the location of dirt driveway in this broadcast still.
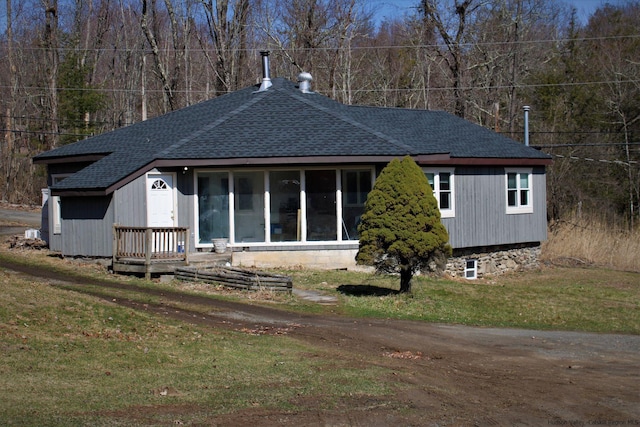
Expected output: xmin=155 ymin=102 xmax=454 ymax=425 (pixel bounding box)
xmin=1 ymin=254 xmax=639 ymax=427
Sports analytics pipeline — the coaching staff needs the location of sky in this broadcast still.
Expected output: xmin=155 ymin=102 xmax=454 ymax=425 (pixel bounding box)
xmin=371 ymin=0 xmax=628 ymax=25
xmin=0 ymin=0 xmax=634 ymax=34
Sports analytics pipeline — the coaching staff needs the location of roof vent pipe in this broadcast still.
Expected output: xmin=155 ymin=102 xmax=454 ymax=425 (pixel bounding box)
xmin=523 ymin=105 xmax=530 ymax=146
xmin=258 ymin=50 xmax=272 ymax=92
xmin=298 ymin=72 xmax=313 ymax=93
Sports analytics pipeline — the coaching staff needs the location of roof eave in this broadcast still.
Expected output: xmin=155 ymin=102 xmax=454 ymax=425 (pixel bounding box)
xmin=50 ymin=154 xmax=551 ymax=197
xmin=154 ymin=154 xmax=452 ymax=168
xmin=439 ymin=157 xmax=553 ymax=166
xmin=32 ymin=154 xmax=108 ymax=165
xmin=50 ymin=188 xmax=109 ymax=197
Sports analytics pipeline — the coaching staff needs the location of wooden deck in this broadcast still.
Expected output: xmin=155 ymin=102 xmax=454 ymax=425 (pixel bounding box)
xmin=112 ymin=226 xmax=230 ymax=278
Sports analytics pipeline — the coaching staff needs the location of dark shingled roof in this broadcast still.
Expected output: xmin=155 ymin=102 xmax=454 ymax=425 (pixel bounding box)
xmin=34 ymin=77 xmax=550 ymax=193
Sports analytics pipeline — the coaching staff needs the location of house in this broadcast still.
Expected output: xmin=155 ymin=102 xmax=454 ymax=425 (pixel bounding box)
xmin=33 ymin=52 xmax=552 ymax=278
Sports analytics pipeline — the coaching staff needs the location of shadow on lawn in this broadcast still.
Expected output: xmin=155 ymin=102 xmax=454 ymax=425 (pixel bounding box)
xmin=337 ymin=284 xmax=399 ymax=297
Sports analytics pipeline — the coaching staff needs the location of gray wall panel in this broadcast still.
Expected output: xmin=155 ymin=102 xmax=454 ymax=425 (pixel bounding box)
xmin=60 ymin=196 xmax=114 ymax=257
xmin=175 ymin=169 xmax=196 ymax=251
xmin=114 ymin=174 xmax=147 ymax=227
xmin=443 ymin=166 xmax=546 ymax=249
xmin=114 ymin=168 xmax=196 ymax=251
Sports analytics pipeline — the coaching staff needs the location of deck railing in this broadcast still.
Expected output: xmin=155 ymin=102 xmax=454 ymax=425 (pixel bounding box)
xmin=113 ymin=225 xmax=189 ymax=278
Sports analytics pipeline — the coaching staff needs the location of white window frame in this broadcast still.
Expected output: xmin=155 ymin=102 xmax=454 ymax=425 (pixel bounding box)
xmin=51 ymin=174 xmax=71 ymax=234
xmin=505 ymin=168 xmax=533 ymax=214
xmin=193 ymin=166 xmax=375 ymax=248
xmin=423 ymin=168 xmax=455 ymax=218
xmin=464 ymin=259 xmax=478 ymax=280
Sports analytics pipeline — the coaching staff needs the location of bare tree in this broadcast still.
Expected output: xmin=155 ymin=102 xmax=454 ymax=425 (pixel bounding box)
xmin=196 ymin=0 xmax=252 ymax=95
xmin=258 ymin=0 xmax=373 ymax=102
xmin=420 ymin=0 xmax=478 ymax=118
xmin=141 ymin=0 xmax=188 ymax=112
xmin=466 ymin=0 xmax=562 ymax=134
xmin=3 ymin=0 xmax=17 ymax=200
xmin=41 ymin=0 xmax=60 ymax=148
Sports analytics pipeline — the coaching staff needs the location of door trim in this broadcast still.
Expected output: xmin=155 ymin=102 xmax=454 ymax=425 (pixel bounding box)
xmin=146 ymin=172 xmax=177 ymax=227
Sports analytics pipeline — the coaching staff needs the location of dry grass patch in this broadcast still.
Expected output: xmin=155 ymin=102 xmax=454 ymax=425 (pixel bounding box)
xmin=543 ymin=214 xmax=640 ymax=272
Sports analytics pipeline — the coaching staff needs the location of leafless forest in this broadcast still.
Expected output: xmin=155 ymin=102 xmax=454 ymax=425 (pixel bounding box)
xmin=1 ymin=0 xmax=638 ymax=229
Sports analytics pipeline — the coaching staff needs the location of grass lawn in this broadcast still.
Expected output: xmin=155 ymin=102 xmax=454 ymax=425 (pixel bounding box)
xmin=0 ymin=249 xmax=638 ymax=425
xmin=0 ymin=260 xmax=390 ymax=426
xmin=280 ymin=265 xmax=639 ymax=334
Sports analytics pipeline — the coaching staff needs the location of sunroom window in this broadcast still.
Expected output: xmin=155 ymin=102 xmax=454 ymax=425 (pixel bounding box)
xmin=506 ymin=169 xmax=533 ymax=214
xmin=342 ymin=169 xmax=372 ymax=240
xmin=195 ymin=167 xmax=374 ymax=247
xmin=197 ymin=172 xmax=229 ymax=244
xmin=306 ymin=170 xmax=337 ymax=241
xmin=234 ymin=171 xmax=265 ymax=242
xmin=269 ymin=170 xmax=301 ymax=242
xmin=423 ymin=168 xmax=455 ymax=218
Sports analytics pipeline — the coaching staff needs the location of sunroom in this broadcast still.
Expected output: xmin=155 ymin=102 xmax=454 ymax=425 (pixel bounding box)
xmin=194 ymin=167 xmax=375 ymax=253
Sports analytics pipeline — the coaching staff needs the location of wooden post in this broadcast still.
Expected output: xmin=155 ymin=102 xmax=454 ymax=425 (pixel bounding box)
xmin=144 ymin=228 xmax=152 ymax=280
xmin=184 ymin=227 xmax=190 ymax=265
xmin=112 ymin=224 xmax=118 ymax=268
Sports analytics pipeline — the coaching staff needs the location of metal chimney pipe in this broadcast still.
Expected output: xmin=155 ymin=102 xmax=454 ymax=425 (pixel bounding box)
xmin=523 ymin=105 xmax=530 ymax=146
xmin=257 ymin=50 xmax=272 ymax=92
xmin=298 ymin=72 xmax=313 ymax=93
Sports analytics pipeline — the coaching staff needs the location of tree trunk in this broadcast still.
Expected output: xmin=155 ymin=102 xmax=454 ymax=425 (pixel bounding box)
xmin=399 ymin=266 xmax=413 ymax=293
xmin=421 ymin=0 xmax=473 ymax=119
xmin=42 ymin=0 xmax=60 ymax=148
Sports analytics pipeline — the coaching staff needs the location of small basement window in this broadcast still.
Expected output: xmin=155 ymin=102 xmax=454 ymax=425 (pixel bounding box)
xmin=464 ymin=259 xmax=477 ymax=280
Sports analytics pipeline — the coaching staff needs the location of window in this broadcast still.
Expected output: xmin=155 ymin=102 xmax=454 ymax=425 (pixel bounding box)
xmin=305 ymin=170 xmax=337 ymax=241
xmin=150 ymin=179 xmax=168 ymax=190
xmin=506 ymin=169 xmax=533 ymax=214
xmin=51 ymin=174 xmax=70 ymax=234
xmin=194 ymin=167 xmax=374 ymax=247
xmin=269 ymin=171 xmax=301 ymax=242
xmin=197 ymin=172 xmax=229 ymax=244
xmin=423 ymin=168 xmax=455 ymax=218
xmin=342 ymin=169 xmax=373 ymax=240
xmin=234 ymin=171 xmax=265 ymax=242
xmin=464 ymin=259 xmax=477 ymax=280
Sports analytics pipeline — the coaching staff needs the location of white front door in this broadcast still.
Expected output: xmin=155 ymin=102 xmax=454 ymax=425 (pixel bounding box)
xmin=147 ymin=173 xmax=176 ymax=227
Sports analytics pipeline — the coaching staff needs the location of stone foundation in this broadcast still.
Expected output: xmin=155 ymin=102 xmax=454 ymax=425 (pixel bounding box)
xmin=445 ymin=244 xmax=541 ymax=279
xmin=223 ymin=243 xmax=540 ymax=278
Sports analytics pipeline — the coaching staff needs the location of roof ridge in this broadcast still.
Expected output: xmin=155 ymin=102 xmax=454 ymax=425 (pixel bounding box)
xmin=156 ymin=90 xmax=269 ymax=158
xmin=279 ymin=87 xmax=417 ymax=154
xmin=349 ymin=103 xmax=449 ymax=114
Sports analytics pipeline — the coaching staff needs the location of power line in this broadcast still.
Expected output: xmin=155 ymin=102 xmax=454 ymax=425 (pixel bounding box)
xmin=530 ymin=131 xmax=627 ymax=135
xmin=4 ymin=34 xmax=640 ymax=53
xmin=0 ymin=78 xmax=638 ymax=95
xmin=534 ymin=143 xmax=640 ymax=148
xmin=0 ymin=114 xmax=120 ymax=127
xmin=0 ymin=128 xmax=93 ymax=138
xmin=547 ymin=153 xmax=638 ymax=167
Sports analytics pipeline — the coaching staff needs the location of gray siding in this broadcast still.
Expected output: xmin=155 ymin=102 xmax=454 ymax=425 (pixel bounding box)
xmin=443 ymin=166 xmax=547 ymax=249
xmin=115 ymin=169 xmax=196 ymax=251
xmin=114 ymin=174 xmax=147 ymax=227
xmin=45 ymin=197 xmax=62 ymax=252
xmin=60 ymin=196 xmax=114 ymax=257
xmin=174 ymin=169 xmax=196 ymax=251
xmin=46 ymin=163 xmax=94 ymax=252
xmin=52 ymin=165 xmax=547 ymax=259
